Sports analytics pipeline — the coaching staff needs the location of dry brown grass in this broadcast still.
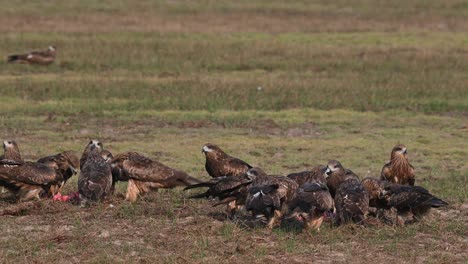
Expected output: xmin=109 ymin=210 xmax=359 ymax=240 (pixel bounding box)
xmin=1 ymin=0 xmax=468 ymax=33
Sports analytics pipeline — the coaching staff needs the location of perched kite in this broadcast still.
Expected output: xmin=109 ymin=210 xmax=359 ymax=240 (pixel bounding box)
xmin=111 ymin=151 xmax=201 ymax=202
xmin=381 ymin=144 xmax=415 ymax=185
xmin=78 ymin=140 xmax=112 ymax=204
xmin=324 ymin=160 xmax=368 ymax=225
xmin=202 ymin=143 xmax=252 ymax=178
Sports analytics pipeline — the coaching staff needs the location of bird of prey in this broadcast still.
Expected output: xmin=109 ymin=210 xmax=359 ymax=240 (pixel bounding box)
xmin=202 ymin=143 xmax=252 ymax=178
xmin=37 ymin=150 xmax=80 ymax=195
xmin=0 ymin=159 xmax=64 ymax=201
xmin=287 ymin=165 xmax=327 ymax=186
xmin=1 ymin=140 xmax=23 ymax=162
xmin=361 ymin=177 xmax=403 ymax=226
xmin=245 ymin=168 xmax=298 ymax=229
xmin=287 ymin=182 xmax=334 ymax=232
xmin=79 ymin=140 xmax=104 ymax=170
xmin=325 ymin=160 xmax=369 ymax=225
xmin=111 ymin=151 xmax=201 ymax=202
xmin=184 ymin=174 xmax=253 ymax=218
xmin=7 ymin=46 xmax=56 ymax=65
xmin=381 ymin=144 xmax=415 ymax=185
xmin=324 ymin=160 xmax=359 ymax=198
xmin=78 ymin=140 xmax=112 ymax=204
xmin=361 ymin=177 xmax=392 ymax=209
xmin=381 ymin=184 xmax=447 ymax=221
xmin=100 ymin=150 xmax=113 ymax=163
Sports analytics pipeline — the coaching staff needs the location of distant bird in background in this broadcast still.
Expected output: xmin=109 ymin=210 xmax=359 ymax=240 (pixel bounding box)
xmin=7 ymin=46 xmax=56 ymax=65
xmin=8 ymin=46 xmax=57 ymax=65
xmin=381 ymin=144 xmax=415 ymax=185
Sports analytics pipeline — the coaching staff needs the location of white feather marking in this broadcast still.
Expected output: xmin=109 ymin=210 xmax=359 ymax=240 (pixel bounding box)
xmin=91 ymin=140 xmax=101 ymax=150
xmin=27 ymin=54 xmax=33 ymax=59
xmin=202 ymin=146 xmax=212 ymax=152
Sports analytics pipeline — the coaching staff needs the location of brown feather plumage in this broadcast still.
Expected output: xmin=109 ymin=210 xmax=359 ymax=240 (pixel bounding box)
xmin=361 ymin=177 xmax=392 ymax=208
xmin=334 ymin=176 xmax=369 ymax=225
xmin=245 ymin=168 xmax=299 ymax=228
xmin=7 ymin=46 xmax=56 ymax=65
xmin=37 ymin=150 xmax=80 ymax=195
xmin=0 ymin=160 xmax=63 ymax=201
xmin=111 ymin=151 xmax=201 ymax=202
xmin=381 ymin=184 xmax=447 ymax=218
xmin=288 ymin=182 xmax=334 ymax=231
xmin=2 ymin=140 xmax=23 ymax=163
xmin=381 ymin=144 xmax=415 ymax=185
xmin=324 ymin=160 xmax=368 ymax=225
xmin=202 ymin=143 xmax=252 ymax=178
xmin=287 ymin=165 xmax=327 ymax=186
xmin=324 ymin=160 xmax=359 ymax=198
xmin=78 ymin=140 xmax=112 ymax=203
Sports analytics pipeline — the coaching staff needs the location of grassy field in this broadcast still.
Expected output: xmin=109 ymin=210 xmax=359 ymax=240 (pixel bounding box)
xmin=0 ymin=1 xmax=467 ymax=263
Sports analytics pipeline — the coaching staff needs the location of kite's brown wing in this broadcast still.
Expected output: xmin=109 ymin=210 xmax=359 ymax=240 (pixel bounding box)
xmin=335 ymin=179 xmax=369 ymax=225
xmin=288 ymin=165 xmax=327 ymax=186
xmin=5 ymin=162 xmax=62 ymax=186
xmin=117 ymin=152 xmax=200 ymax=187
xmin=361 ymin=177 xmax=391 ymax=208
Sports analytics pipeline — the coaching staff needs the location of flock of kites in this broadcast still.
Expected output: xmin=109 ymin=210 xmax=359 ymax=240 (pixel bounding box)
xmin=0 ymin=139 xmax=447 ymax=231
xmin=3 ymin=46 xmax=448 ymax=231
